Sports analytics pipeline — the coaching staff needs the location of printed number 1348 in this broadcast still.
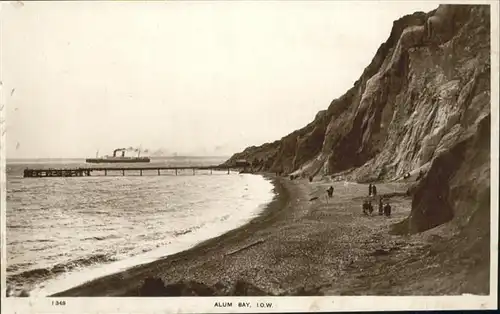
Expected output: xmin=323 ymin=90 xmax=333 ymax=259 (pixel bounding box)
xmin=52 ymin=300 xmax=66 ymax=306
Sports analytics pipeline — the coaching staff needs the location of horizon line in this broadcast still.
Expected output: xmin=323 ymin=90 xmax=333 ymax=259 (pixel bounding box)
xmin=6 ymin=155 xmax=231 ymax=161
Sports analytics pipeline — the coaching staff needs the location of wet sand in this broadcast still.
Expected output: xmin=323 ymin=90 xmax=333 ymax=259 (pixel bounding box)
xmin=52 ymin=175 xmax=486 ymax=296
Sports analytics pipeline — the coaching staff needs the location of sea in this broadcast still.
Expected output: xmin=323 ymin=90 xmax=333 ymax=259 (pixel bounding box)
xmin=5 ymin=157 xmax=275 ymax=296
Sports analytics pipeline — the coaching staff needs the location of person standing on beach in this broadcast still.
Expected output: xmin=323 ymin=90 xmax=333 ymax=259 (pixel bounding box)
xmin=368 ymin=201 xmax=374 ymax=215
xmin=362 ymin=200 xmax=369 ymax=215
xmin=378 ymin=198 xmax=384 ymax=215
xmin=327 ymin=186 xmax=334 ymax=198
xmin=368 ymin=184 xmax=373 ymax=196
xmin=372 ymin=185 xmax=377 ymax=196
xmin=384 ymin=202 xmax=392 ymax=217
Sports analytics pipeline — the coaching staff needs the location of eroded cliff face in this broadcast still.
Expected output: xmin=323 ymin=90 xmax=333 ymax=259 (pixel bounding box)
xmin=225 ymin=4 xmax=491 ymax=235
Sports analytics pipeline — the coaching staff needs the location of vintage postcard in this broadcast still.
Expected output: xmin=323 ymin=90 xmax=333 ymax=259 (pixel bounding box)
xmin=1 ymin=0 xmax=498 ymax=313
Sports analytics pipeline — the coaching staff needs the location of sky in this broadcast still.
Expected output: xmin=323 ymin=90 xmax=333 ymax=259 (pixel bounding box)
xmin=1 ymin=1 xmax=440 ymax=159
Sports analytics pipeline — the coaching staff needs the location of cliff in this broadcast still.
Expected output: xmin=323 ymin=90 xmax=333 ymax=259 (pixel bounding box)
xmin=226 ymin=5 xmax=491 ymax=234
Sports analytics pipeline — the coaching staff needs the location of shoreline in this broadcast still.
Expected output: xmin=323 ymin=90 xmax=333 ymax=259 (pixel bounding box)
xmin=51 ymin=173 xmax=291 ymax=296
xmin=184 ymin=174 xmax=289 ymax=255
xmin=51 ymin=174 xmax=488 ymax=296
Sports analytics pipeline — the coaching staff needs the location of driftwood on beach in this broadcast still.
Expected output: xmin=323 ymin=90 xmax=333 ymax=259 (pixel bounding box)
xmin=226 ymin=240 xmax=265 ymax=256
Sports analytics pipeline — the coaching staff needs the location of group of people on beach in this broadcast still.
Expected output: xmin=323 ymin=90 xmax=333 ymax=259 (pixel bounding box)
xmin=363 ymin=198 xmax=391 ymax=216
xmin=288 ymin=173 xmax=391 ymax=217
xmin=363 ymin=184 xmax=391 ymax=217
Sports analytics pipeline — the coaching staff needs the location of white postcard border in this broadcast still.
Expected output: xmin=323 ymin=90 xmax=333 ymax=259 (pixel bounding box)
xmin=1 ymin=0 xmax=498 ymax=313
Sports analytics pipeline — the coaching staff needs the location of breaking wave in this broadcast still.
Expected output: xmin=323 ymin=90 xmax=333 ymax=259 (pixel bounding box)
xmin=8 ymin=254 xmax=118 ymax=285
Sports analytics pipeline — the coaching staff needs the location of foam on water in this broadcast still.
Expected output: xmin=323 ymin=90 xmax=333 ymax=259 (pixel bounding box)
xmin=6 ymin=160 xmax=275 ymax=296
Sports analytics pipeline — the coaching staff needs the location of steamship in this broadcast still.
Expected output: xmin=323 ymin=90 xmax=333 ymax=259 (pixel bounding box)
xmin=85 ymin=148 xmax=151 ymax=163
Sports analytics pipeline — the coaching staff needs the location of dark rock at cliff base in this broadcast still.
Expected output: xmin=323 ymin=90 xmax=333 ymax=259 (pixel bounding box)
xmin=392 ymin=113 xmax=490 ymax=235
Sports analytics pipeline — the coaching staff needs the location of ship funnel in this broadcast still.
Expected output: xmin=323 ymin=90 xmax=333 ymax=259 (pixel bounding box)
xmin=113 ymin=148 xmax=126 ymax=157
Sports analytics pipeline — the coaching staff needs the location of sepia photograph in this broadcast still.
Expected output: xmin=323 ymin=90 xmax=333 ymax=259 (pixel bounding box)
xmin=1 ymin=0 xmax=498 ymax=312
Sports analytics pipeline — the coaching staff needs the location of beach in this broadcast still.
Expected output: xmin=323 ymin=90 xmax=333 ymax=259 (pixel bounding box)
xmin=49 ymin=174 xmax=487 ymax=296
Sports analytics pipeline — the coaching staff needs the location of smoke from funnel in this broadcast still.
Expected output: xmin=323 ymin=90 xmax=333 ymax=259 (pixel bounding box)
xmin=111 ymin=146 xmax=152 ymax=156
xmin=123 ymin=147 xmax=140 ymax=152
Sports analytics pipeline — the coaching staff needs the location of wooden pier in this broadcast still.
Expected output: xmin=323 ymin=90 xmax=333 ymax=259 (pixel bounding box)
xmin=23 ymin=165 xmax=240 ymax=178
